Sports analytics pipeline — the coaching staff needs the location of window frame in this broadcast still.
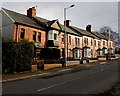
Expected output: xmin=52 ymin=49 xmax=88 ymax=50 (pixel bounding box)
xmin=20 ymin=28 xmax=25 ymax=39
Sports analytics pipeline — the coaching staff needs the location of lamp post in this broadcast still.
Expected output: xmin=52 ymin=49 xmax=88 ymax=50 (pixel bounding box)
xmin=63 ymin=4 xmax=74 ymax=67
xmin=109 ymin=30 xmax=111 ymax=60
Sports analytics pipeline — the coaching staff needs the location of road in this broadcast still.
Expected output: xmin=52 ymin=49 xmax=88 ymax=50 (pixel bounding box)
xmin=2 ymin=59 xmax=119 ymax=95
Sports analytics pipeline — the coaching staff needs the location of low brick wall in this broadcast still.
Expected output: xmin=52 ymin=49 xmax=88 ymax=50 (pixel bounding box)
xmin=44 ymin=64 xmax=62 ymax=70
xmin=98 ymin=58 xmax=106 ymax=61
xmin=66 ymin=61 xmax=80 ymax=66
xmin=89 ymin=60 xmax=98 ymax=63
xmin=32 ymin=65 xmax=37 ymax=71
xmin=43 ymin=59 xmax=99 ymax=70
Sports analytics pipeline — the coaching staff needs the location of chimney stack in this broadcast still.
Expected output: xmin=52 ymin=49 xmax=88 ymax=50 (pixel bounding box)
xmin=64 ymin=20 xmax=72 ymax=27
xmin=86 ymin=25 xmax=92 ymax=32
xmin=27 ymin=7 xmax=36 ymax=17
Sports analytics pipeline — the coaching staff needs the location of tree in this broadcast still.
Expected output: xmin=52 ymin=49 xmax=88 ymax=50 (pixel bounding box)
xmin=99 ymin=26 xmax=120 ymax=48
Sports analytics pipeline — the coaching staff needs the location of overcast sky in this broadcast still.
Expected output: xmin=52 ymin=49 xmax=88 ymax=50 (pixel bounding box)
xmin=1 ymin=2 xmax=118 ymax=32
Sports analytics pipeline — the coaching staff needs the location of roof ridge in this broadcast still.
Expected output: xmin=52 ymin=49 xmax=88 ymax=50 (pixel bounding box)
xmin=2 ymin=7 xmax=27 ymax=17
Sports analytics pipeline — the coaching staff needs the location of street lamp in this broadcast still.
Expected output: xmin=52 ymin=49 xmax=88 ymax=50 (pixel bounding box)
xmin=63 ymin=4 xmax=75 ymax=67
xmin=109 ymin=30 xmax=111 ymax=60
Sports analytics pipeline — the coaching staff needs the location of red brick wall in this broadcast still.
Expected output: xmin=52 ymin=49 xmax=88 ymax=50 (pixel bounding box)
xmin=14 ymin=24 xmax=46 ymax=47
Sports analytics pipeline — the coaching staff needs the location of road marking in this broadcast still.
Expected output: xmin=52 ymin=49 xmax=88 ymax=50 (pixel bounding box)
xmin=37 ymin=77 xmax=80 ymax=92
xmin=59 ymin=68 xmax=73 ymax=72
xmin=100 ymin=62 xmax=106 ymax=64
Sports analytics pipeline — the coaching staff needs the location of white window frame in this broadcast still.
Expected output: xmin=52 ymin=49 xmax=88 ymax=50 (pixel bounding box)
xmin=48 ymin=30 xmax=58 ymax=41
xmin=84 ymin=48 xmax=90 ymax=57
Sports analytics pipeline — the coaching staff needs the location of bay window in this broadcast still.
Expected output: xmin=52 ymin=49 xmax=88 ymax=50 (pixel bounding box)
xmin=48 ymin=30 xmax=58 ymax=41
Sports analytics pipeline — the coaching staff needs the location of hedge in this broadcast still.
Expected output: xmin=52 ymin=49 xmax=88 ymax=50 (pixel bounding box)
xmin=2 ymin=41 xmax=34 ymax=74
xmin=39 ymin=48 xmax=60 ymax=60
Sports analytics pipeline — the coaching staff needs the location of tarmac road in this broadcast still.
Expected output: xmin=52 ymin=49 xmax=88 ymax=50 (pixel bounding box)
xmin=2 ymin=59 xmax=119 ymax=95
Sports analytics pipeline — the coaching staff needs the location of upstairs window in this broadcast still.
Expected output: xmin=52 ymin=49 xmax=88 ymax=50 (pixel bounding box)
xmin=54 ymin=33 xmax=58 ymax=41
xmin=98 ymin=41 xmax=101 ymax=47
xmin=91 ymin=39 xmax=93 ymax=46
xmin=106 ymin=42 xmax=108 ymax=47
xmin=75 ymin=37 xmax=77 ymax=45
xmin=78 ymin=38 xmax=80 ymax=46
xmin=94 ymin=40 xmax=96 ymax=46
xmin=20 ymin=28 xmax=25 ymax=39
xmin=68 ymin=36 xmax=71 ymax=44
xmin=61 ymin=34 xmax=64 ymax=43
xmin=103 ymin=41 xmax=105 ymax=46
xmin=33 ymin=31 xmax=36 ymax=41
xmin=38 ymin=32 xmax=41 ymax=42
xmin=48 ymin=30 xmax=58 ymax=41
xmin=84 ymin=38 xmax=88 ymax=45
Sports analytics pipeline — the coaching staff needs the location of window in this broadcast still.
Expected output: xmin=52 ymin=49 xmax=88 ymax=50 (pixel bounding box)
xmin=86 ymin=38 xmax=88 ymax=45
xmin=48 ymin=30 xmax=53 ymax=40
xmin=94 ymin=40 xmax=96 ymax=46
xmin=75 ymin=37 xmax=77 ymax=45
xmin=68 ymin=36 xmax=71 ymax=44
xmin=84 ymin=48 xmax=90 ymax=57
xmin=84 ymin=49 xmax=87 ymax=57
xmin=38 ymin=32 xmax=41 ymax=42
xmin=106 ymin=42 xmax=108 ymax=47
xmin=98 ymin=50 xmax=102 ymax=56
xmin=111 ymin=49 xmax=114 ymax=54
xmin=91 ymin=39 xmax=93 ymax=46
xmin=61 ymin=34 xmax=64 ymax=43
xmin=84 ymin=38 xmax=88 ymax=45
xmin=20 ymin=28 xmax=25 ymax=39
xmin=103 ymin=41 xmax=105 ymax=46
xmin=48 ymin=30 xmax=58 ymax=41
xmin=54 ymin=33 xmax=58 ymax=41
xmin=78 ymin=38 xmax=80 ymax=45
xmin=105 ymin=49 xmax=107 ymax=54
xmin=98 ymin=41 xmax=101 ymax=47
xmin=33 ymin=31 xmax=36 ymax=41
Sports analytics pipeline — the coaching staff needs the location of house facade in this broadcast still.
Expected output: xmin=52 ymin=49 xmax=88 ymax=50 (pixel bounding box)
xmin=1 ymin=7 xmax=115 ymax=61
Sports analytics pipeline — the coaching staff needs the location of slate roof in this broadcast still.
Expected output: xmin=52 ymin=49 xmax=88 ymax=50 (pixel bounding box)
xmin=2 ymin=8 xmax=106 ymax=39
xmin=92 ymin=32 xmax=109 ymax=40
xmin=60 ymin=24 xmax=82 ymax=36
xmin=2 ymin=8 xmax=46 ymax=30
xmin=34 ymin=16 xmax=81 ymax=36
xmin=69 ymin=26 xmax=99 ymax=39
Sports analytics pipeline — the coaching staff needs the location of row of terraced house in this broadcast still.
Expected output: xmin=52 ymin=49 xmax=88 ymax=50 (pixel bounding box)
xmin=1 ymin=7 xmax=115 ymax=62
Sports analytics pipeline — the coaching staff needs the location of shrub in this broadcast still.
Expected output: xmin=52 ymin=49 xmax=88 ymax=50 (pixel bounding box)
xmin=2 ymin=40 xmax=34 ymax=74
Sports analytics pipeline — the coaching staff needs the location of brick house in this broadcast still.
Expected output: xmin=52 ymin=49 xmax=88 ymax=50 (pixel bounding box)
xmin=1 ymin=7 xmax=115 ymax=61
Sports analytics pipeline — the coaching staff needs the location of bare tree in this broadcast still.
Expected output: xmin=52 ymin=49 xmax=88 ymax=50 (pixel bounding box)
xmin=99 ymin=26 xmax=120 ymax=47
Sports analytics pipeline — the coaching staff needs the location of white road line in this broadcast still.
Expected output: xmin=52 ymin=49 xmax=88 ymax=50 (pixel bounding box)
xmin=59 ymin=68 xmax=73 ymax=72
xmin=100 ymin=62 xmax=106 ymax=64
xmin=37 ymin=77 xmax=80 ymax=92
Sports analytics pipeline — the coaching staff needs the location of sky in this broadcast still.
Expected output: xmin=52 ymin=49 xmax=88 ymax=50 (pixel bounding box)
xmin=1 ymin=1 xmax=118 ymax=32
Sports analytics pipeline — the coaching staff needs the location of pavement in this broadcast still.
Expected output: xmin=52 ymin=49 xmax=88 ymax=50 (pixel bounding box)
xmin=2 ymin=59 xmax=120 ymax=95
xmin=1 ymin=57 xmax=120 ymax=83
